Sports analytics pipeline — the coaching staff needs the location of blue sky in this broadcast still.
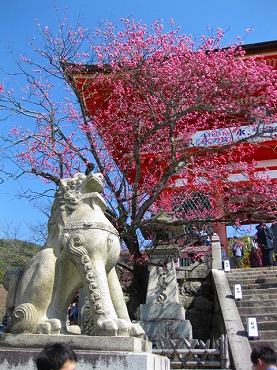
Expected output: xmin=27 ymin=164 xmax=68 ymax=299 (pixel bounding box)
xmin=1 ymin=0 xmax=277 ymax=243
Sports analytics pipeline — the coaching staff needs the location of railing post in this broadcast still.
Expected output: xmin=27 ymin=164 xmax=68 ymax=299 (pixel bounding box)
xmin=212 ymin=233 xmax=223 ymax=270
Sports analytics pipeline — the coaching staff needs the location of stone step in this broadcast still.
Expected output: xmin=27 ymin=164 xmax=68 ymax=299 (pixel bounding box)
xmin=226 ymin=267 xmax=277 ymax=278
xmin=227 ymin=275 xmax=277 ymax=282
xmin=227 ymin=266 xmax=277 ymax=273
xmin=249 ymin=339 xmax=277 ymax=351
xmin=226 ymin=267 xmax=277 ymax=354
xmin=230 ymin=289 xmax=277 ymax=297
xmin=242 ymin=286 xmax=277 ymax=292
xmin=239 ymin=293 xmax=277 ymax=301
xmin=240 ymin=313 xmax=277 ymax=324
xmin=257 ymin=329 xmax=277 ymax=340
xmin=242 ymin=324 xmax=277 ymax=341
xmin=235 ymin=300 xmax=277 ymax=308
xmin=227 ymin=275 xmax=277 ymax=283
xmin=227 ymin=268 xmax=277 ymax=276
xmin=249 ymin=290 xmax=277 ymax=299
xmin=241 ymin=325 xmax=277 ymax=341
xmin=239 ymin=309 xmax=277 ymax=318
xmin=227 ymin=273 xmax=277 ymax=280
xmin=230 ymin=287 xmax=277 ymax=296
xmin=250 ymin=321 xmax=277 ymax=331
xmin=227 ymin=277 xmax=277 ymax=283
xmin=230 ymin=282 xmax=277 ymax=291
xmin=237 ymin=305 xmax=277 ymax=315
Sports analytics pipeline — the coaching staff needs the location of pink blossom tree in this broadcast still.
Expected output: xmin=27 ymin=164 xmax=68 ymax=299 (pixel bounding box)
xmin=1 ymin=18 xmax=277 ymax=317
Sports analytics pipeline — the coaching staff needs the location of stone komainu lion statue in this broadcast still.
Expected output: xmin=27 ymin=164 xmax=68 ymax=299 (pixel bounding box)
xmin=3 ymin=172 xmax=145 ymax=338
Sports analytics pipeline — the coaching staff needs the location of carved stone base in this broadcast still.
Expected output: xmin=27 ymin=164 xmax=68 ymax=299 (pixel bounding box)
xmin=0 ymin=334 xmax=170 ymax=370
xmin=140 ymin=302 xmax=193 ymax=346
xmin=140 ymin=303 xmax=187 ymax=321
xmin=140 ymin=319 xmax=192 ymax=349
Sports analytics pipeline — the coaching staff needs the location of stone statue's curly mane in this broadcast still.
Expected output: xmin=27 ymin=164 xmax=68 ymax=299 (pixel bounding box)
xmin=45 ymin=174 xmax=84 ymax=254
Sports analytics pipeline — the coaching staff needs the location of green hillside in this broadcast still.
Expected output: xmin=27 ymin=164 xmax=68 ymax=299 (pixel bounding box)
xmin=0 ymin=239 xmax=41 ymax=283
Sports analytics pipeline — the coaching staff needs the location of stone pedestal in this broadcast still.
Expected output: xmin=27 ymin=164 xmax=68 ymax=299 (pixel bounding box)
xmin=140 ymin=244 xmax=192 ymax=347
xmin=0 ymin=334 xmax=170 ymax=370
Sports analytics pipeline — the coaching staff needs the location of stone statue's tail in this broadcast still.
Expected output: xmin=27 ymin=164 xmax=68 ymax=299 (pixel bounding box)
xmin=3 ymin=268 xmax=39 ymax=333
xmin=5 ymin=303 xmax=38 ymax=334
xmin=2 ymin=267 xmax=23 ymax=326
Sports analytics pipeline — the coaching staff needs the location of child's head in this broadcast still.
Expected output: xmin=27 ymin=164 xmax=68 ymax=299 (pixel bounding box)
xmin=251 ymin=345 xmax=277 ymax=369
xmin=36 ymin=342 xmax=77 ymax=370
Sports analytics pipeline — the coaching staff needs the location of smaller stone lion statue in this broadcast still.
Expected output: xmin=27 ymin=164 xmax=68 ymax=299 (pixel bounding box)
xmin=3 ymin=172 xmax=145 ymax=338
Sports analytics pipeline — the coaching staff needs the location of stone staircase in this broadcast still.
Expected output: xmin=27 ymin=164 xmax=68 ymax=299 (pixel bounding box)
xmin=226 ymin=266 xmax=277 ymax=351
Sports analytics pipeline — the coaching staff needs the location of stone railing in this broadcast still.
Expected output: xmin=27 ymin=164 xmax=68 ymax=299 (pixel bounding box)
xmin=152 ymin=335 xmax=229 ymax=369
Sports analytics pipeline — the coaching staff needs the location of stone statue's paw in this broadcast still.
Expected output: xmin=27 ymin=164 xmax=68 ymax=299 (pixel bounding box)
xmin=66 ymin=325 xmax=81 ymax=335
xmin=96 ymin=318 xmax=118 ymax=336
xmin=115 ymin=319 xmax=129 ymax=336
xmin=33 ymin=322 xmax=52 ymax=334
xmin=34 ymin=318 xmax=61 ymax=334
xmin=129 ymin=322 xmax=147 ymax=339
xmin=46 ymin=318 xmax=62 ymax=334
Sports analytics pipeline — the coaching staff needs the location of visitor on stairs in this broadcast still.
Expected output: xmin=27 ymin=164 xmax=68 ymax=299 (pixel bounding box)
xmin=256 ymin=223 xmax=275 ymax=267
xmin=230 ymin=237 xmax=243 ymax=268
xmin=249 ymin=240 xmax=262 ymax=268
xmin=250 ymin=344 xmax=277 ymax=370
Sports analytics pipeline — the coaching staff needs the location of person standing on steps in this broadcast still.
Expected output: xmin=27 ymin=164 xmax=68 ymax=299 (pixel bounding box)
xmin=69 ymin=301 xmax=78 ymax=325
xmin=271 ymin=222 xmax=277 ymax=264
xmin=221 ymin=243 xmax=228 ymax=269
xmin=256 ymin=223 xmax=275 ymax=267
xmin=249 ymin=241 xmax=261 ymax=268
xmin=230 ymin=237 xmax=243 ymax=268
xmin=251 ymin=344 xmax=277 ymax=370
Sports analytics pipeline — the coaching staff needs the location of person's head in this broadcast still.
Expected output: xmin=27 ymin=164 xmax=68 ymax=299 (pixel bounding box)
xmin=251 ymin=345 xmax=277 ymax=370
xmin=36 ymin=342 xmax=77 ymax=370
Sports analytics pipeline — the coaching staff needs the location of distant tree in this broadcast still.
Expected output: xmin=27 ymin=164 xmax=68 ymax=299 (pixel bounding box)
xmin=0 ymin=238 xmax=41 ymax=282
xmin=0 ymin=17 xmax=276 ymax=317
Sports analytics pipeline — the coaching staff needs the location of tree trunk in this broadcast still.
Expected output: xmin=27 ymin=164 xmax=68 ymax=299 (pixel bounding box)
xmin=123 ymin=228 xmax=149 ymax=320
xmin=127 ymin=262 xmax=149 ymax=321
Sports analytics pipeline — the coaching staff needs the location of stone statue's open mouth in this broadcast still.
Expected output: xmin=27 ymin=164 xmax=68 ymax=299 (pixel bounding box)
xmin=78 ymin=172 xmax=104 ymax=194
